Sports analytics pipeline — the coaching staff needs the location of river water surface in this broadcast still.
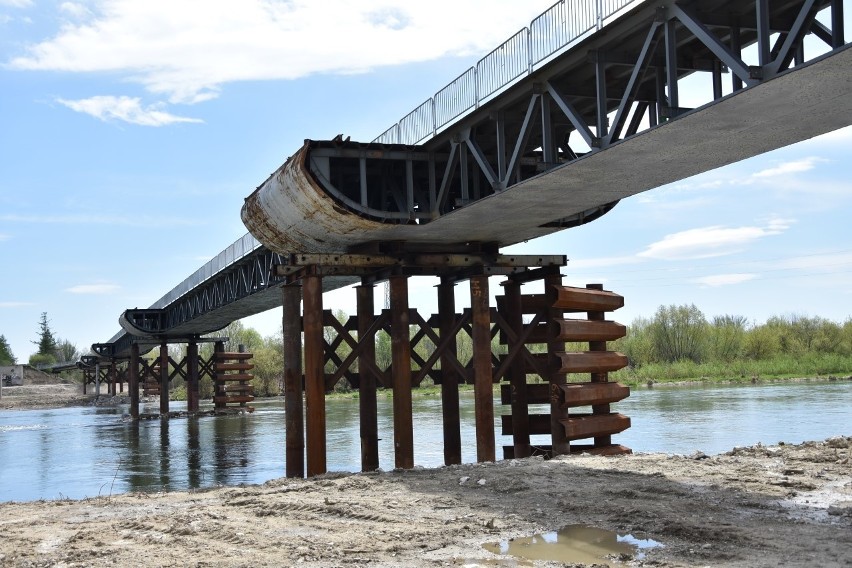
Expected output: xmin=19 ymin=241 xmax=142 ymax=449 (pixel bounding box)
xmin=0 ymin=381 xmax=849 ymax=502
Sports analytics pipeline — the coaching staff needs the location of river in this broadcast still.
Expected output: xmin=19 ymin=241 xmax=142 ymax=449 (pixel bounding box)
xmin=0 ymin=380 xmax=849 ymax=502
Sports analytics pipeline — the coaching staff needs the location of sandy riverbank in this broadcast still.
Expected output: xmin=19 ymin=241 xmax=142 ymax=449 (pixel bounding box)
xmin=0 ymin=383 xmax=97 ymax=410
xmin=0 ymin=436 xmax=849 ymax=567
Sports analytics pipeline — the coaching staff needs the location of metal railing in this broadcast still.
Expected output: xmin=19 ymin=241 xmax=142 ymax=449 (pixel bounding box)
xmin=151 ymin=232 xmax=263 ymax=310
xmin=373 ymin=0 xmax=643 ymax=145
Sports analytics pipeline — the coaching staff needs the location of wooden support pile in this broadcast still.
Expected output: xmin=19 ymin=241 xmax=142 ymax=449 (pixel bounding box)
xmin=500 ymin=282 xmax=631 ymax=458
xmin=213 ymin=351 xmax=255 ymax=410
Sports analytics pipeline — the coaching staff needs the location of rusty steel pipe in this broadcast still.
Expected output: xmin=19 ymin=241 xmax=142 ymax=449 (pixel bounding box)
xmin=437 ymin=282 xmax=461 ymax=466
xmin=187 ymin=340 xmax=199 ymax=412
xmin=389 ymin=275 xmax=414 ymax=470
xmin=282 ymin=284 xmax=305 ymax=478
xmin=159 ymin=342 xmax=169 ymax=415
xmin=470 ymin=275 xmax=495 ymax=463
xmin=303 ymin=273 xmax=327 ymax=477
xmin=356 ymin=284 xmax=379 ymax=472
xmin=129 ymin=343 xmax=140 ymax=419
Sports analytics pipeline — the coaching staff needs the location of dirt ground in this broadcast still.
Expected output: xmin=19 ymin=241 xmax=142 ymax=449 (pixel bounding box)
xmin=0 ymin=383 xmax=96 ymax=410
xmin=0 ymin=434 xmax=849 ymax=567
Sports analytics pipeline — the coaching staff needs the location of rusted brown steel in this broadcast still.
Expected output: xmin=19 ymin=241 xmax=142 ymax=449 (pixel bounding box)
xmin=587 ymin=283 xmax=611 ymax=447
xmin=561 ymin=413 xmax=631 ymax=440
xmin=555 ymin=319 xmax=626 ymax=342
xmin=503 ymin=280 xmax=531 ymax=458
xmin=554 ymin=382 xmax=629 ymax=407
xmin=212 ymin=343 xmax=256 ymax=409
xmin=546 ymin=271 xmax=570 ymax=457
xmin=438 ymin=281 xmax=461 ymax=466
xmin=556 ymin=351 xmax=629 ymax=374
xmin=129 ymin=343 xmax=140 ymax=419
xmin=356 ymin=284 xmax=380 ymax=472
xmin=303 ymin=272 xmax=327 ymax=476
xmin=187 ymin=340 xmax=199 ymax=412
xmin=276 ymin=253 xmax=566 ymax=273
xmin=159 ymin=342 xmax=170 ymax=415
xmin=282 ymin=284 xmax=305 ymax=478
xmin=470 ymin=274 xmax=495 ymax=462
xmin=389 ymin=275 xmax=414 ymax=469
xmin=552 ymin=285 xmax=624 ymax=312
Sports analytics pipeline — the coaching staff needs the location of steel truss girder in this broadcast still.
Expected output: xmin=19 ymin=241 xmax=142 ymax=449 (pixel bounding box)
xmin=118 ymin=247 xmax=286 ymax=339
xmin=304 ymin=0 xmax=840 ymax=229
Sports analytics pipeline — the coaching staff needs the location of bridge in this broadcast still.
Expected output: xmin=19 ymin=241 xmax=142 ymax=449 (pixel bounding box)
xmin=83 ymin=0 xmax=851 ymax=477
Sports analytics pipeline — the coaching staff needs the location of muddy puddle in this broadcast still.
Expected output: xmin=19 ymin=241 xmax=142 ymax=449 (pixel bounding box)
xmin=482 ymin=524 xmax=663 ymax=566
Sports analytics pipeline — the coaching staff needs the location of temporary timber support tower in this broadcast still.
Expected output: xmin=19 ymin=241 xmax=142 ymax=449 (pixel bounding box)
xmin=277 ymin=247 xmax=632 ymax=478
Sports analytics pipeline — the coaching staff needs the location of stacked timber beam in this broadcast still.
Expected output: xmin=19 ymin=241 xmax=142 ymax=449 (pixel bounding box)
xmin=213 ymin=346 xmax=255 ymax=411
xmin=500 ymin=280 xmax=631 ymax=459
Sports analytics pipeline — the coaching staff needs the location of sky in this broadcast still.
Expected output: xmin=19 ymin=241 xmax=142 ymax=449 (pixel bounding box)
xmin=1 ymin=0 xmax=851 ymax=364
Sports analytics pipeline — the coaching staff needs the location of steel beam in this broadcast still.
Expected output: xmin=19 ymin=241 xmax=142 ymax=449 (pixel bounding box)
xmin=187 ymin=340 xmax=199 ymax=412
xmin=303 ymin=273 xmax=326 ymax=476
xmin=129 ymin=343 xmax=139 ymax=419
xmin=672 ymin=4 xmax=756 ymax=87
xmin=546 ymin=272 xmax=569 ymax=456
xmin=282 ymin=284 xmax=304 ymax=478
xmin=389 ymin=275 xmax=414 ymax=469
xmin=438 ymin=281 xmax=461 ymax=465
xmin=503 ymin=280 xmax=530 ymax=458
xmin=470 ymin=274 xmax=495 ymax=462
xmin=159 ymin=342 xmax=169 ymax=415
xmin=546 ymin=82 xmax=599 ymax=148
xmin=356 ymin=284 xmax=379 ymax=472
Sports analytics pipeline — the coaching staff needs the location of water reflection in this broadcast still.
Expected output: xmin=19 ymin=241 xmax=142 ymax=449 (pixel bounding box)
xmin=0 ymin=381 xmax=849 ymax=502
xmin=484 ymin=524 xmax=664 ymax=566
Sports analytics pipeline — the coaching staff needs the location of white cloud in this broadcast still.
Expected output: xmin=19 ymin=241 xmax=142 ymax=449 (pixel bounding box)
xmin=751 ymin=157 xmax=827 ymax=179
xmin=8 ymin=0 xmax=552 ymax=104
xmin=691 ymin=273 xmax=756 ymax=287
xmin=66 ymin=283 xmax=120 ymax=295
xmin=0 ymin=301 xmax=34 ymax=308
xmin=59 ymin=2 xmax=91 ymax=19
xmin=0 ymin=0 xmax=32 ymax=8
xmin=0 ymin=233 xmax=9 ymax=241
xmin=57 ymin=96 xmax=203 ymax=126
xmin=639 ymin=218 xmax=794 ymax=260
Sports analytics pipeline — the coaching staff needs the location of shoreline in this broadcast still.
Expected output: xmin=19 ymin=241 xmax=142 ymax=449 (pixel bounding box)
xmin=0 ymin=436 xmax=849 ymax=567
xmin=1 ymin=375 xmax=850 ymax=411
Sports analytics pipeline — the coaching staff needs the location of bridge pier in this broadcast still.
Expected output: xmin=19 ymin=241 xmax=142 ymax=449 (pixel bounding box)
xmin=356 ymin=284 xmax=379 ymax=472
xmin=282 ymin=284 xmax=305 ymax=478
xmin=437 ymin=281 xmax=461 ymax=466
xmin=187 ymin=340 xmax=200 ymax=412
xmin=129 ymin=343 xmax=140 ymax=419
xmin=159 ymin=342 xmax=170 ymax=415
xmin=275 ymin=249 xmax=632 ymax=477
xmin=303 ymin=272 xmax=326 ymax=477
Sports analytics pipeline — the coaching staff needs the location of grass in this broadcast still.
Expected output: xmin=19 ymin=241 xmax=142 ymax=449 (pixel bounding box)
xmin=611 ymin=353 xmax=852 ymax=387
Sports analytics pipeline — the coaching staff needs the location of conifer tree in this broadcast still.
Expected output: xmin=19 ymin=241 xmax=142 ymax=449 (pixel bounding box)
xmin=0 ymin=334 xmax=14 ymax=365
xmin=32 ymin=312 xmax=58 ymax=357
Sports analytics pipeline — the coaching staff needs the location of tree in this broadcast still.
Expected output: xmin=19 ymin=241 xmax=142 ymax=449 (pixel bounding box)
xmin=56 ymin=339 xmax=79 ymax=363
xmin=650 ymin=304 xmax=708 ymax=363
xmin=29 ymin=352 xmax=56 ymax=368
xmin=32 ymin=312 xmax=58 ymax=357
xmin=0 ymin=335 xmax=15 ymax=365
xmin=708 ymin=315 xmax=748 ymax=362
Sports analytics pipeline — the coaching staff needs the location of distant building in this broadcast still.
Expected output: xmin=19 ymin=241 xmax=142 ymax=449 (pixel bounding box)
xmin=1 ymin=364 xmax=24 ymax=386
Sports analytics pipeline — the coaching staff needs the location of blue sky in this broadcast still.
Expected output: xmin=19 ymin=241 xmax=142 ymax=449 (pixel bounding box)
xmin=1 ymin=0 xmax=850 ymax=364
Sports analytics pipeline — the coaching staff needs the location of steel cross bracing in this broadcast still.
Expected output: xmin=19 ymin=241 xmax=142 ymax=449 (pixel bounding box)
xmin=308 ymin=0 xmax=845 ymax=225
